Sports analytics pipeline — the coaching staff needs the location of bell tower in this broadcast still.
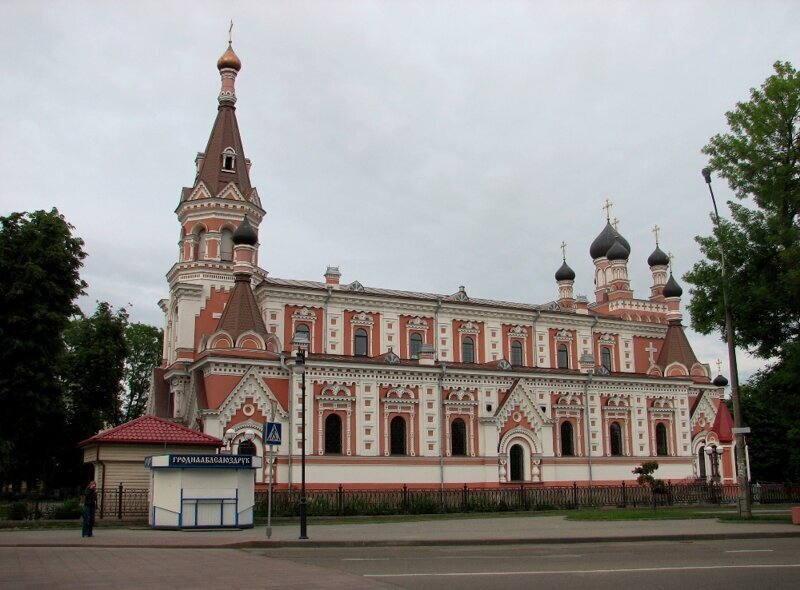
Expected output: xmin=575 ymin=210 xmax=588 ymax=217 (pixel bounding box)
xmin=161 ymin=40 xmax=265 ymax=368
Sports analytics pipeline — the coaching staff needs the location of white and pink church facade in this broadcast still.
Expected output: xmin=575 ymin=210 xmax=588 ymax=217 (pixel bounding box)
xmin=148 ymin=42 xmax=735 ymax=490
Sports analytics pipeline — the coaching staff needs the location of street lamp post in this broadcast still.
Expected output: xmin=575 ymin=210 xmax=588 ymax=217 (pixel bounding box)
xmin=292 ymin=332 xmax=310 ymax=539
xmin=702 ymin=168 xmax=752 ymax=517
xmin=706 ymin=444 xmax=724 ymax=483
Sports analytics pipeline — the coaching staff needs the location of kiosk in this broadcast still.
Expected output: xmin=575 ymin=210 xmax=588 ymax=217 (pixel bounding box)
xmin=147 ymin=454 xmax=261 ymax=529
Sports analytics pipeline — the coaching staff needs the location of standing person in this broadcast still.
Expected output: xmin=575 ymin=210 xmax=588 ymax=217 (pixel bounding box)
xmin=82 ymin=481 xmax=97 ymax=537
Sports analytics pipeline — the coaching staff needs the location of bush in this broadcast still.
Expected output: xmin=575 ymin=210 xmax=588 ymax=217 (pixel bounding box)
xmin=52 ymin=499 xmax=82 ymax=520
xmin=6 ymin=501 xmax=29 ymax=520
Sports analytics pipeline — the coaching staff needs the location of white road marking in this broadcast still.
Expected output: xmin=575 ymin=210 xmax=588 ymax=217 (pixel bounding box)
xmin=366 ymin=563 xmax=800 ymax=578
xmin=343 ymin=554 xmax=582 ymax=562
xmin=725 ymin=549 xmax=774 ymax=553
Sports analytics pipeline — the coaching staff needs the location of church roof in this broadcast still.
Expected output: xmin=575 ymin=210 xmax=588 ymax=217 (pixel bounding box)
xmin=216 ymin=273 xmax=269 ymax=341
xmin=656 ymin=321 xmax=699 ymax=371
xmin=712 ymin=400 xmax=734 ymax=443
xmin=261 ymin=276 xmax=549 ymax=312
xmin=79 ymin=415 xmax=221 ymax=447
xmin=195 ymin=105 xmax=251 ymax=195
xmin=192 ymin=42 xmax=252 ymax=197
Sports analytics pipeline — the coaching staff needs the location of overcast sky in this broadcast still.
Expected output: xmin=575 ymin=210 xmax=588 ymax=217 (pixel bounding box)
xmin=2 ymin=1 xmax=797 ymax=382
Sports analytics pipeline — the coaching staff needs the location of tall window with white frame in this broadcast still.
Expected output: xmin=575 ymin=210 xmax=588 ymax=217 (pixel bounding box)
xmin=410 ymin=332 xmax=423 ymax=359
xmin=511 ymin=340 xmax=523 ymax=367
xmin=557 ymin=344 xmax=569 ymax=369
xmin=655 ymin=423 xmax=669 ymax=456
xmin=609 ymin=421 xmax=623 ymax=456
xmin=324 ymin=414 xmax=342 ymax=454
xmin=561 ymin=420 xmax=575 ymax=456
xmin=509 ymin=444 xmax=524 ymax=481
xmin=462 ymin=336 xmax=475 ymax=363
xmin=354 ymin=328 xmax=369 ymax=356
xmin=451 ymin=418 xmax=467 ymax=456
xmin=600 ymin=346 xmax=612 ymax=372
xmin=390 ymin=416 xmax=406 ymax=455
xmin=294 ymin=324 xmax=310 ymax=349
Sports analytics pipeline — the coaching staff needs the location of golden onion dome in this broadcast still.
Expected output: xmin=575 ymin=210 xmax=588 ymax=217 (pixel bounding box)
xmin=217 ymin=43 xmax=242 ymax=72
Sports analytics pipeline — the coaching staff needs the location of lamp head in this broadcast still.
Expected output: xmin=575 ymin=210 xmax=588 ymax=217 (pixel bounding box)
xmin=702 ymin=168 xmax=712 ymax=184
xmin=224 ymin=428 xmax=236 ymax=442
xmin=244 ymin=428 xmax=256 ymax=442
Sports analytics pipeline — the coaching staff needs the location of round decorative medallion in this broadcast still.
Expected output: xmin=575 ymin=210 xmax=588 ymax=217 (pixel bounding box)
xmin=512 ymin=411 xmax=522 ymax=423
xmin=243 ymin=404 xmax=255 ymax=416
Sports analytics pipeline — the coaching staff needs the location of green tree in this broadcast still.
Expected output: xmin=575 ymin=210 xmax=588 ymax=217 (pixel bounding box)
xmin=122 ymin=322 xmax=163 ymax=422
xmin=57 ymin=302 xmax=129 ymax=487
xmin=64 ymin=302 xmax=129 ymax=436
xmin=685 ymin=61 xmax=800 ymax=481
xmin=0 ymin=209 xmax=86 ymax=488
xmin=686 ymin=61 xmax=800 ymax=358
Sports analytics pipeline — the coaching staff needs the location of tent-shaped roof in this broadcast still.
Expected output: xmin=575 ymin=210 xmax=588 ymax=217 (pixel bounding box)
xmin=79 ymin=415 xmax=221 ymax=447
xmin=711 ymin=400 xmax=734 ymax=443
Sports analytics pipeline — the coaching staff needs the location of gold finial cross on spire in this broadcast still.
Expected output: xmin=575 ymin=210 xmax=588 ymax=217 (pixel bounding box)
xmin=652 ymin=224 xmax=661 ymax=245
xmin=560 ymin=241 xmax=567 ymax=262
xmin=229 ymin=20 xmax=234 ymax=44
xmin=668 ymin=251 xmax=675 ymax=272
xmin=612 ymin=217 xmax=620 ymax=231
xmin=602 ymin=199 xmax=613 ymax=221
xmin=716 ymin=358 xmax=723 ymax=375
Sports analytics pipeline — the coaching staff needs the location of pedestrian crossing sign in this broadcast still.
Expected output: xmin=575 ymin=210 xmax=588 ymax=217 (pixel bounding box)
xmin=263 ymin=421 xmax=282 ymax=446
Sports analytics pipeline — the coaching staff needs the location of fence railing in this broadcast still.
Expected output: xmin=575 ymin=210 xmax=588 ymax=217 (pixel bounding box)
xmin=253 ymin=481 xmax=800 ymax=518
xmin=3 ymin=481 xmax=798 ymax=520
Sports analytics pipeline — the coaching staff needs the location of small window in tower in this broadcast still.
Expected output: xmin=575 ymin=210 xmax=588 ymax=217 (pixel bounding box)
xmin=222 ymin=148 xmax=236 ymax=172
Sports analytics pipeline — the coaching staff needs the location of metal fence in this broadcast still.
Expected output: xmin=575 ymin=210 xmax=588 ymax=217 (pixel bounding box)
xmin=3 ymin=481 xmax=798 ymax=520
xmin=253 ymin=481 xmax=800 ymax=518
xmin=0 ymin=485 xmax=150 ymax=520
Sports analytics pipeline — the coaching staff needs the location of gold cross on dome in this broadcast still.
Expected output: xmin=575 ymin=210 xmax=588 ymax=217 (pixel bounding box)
xmin=612 ymin=217 xmax=620 ymax=231
xmin=602 ymin=199 xmax=613 ymax=221
xmin=668 ymin=251 xmax=675 ymax=271
xmin=652 ymin=224 xmax=661 ymax=245
xmin=716 ymin=358 xmax=723 ymax=374
xmin=560 ymin=241 xmax=567 ymax=261
xmin=229 ymin=20 xmax=234 ymax=44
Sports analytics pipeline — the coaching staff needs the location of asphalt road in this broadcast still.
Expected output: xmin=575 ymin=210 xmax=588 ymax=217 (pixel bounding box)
xmin=252 ymin=537 xmax=800 ymax=590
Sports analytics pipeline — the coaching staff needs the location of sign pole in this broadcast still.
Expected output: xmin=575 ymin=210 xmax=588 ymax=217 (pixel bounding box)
xmin=265 ymin=401 xmax=279 ymax=538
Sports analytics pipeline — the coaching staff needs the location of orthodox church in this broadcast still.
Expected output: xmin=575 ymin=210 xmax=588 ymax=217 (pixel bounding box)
xmin=147 ymin=42 xmax=735 ymax=489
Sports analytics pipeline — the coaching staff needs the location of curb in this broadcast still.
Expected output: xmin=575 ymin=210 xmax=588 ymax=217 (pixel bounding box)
xmin=3 ymin=530 xmax=800 ymax=550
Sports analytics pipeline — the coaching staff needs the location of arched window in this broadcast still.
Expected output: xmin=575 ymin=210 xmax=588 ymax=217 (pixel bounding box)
xmin=557 ymin=344 xmax=569 ymax=369
xmin=561 ymin=421 xmax=575 ymax=456
xmin=510 ymin=444 xmax=524 ymax=481
xmin=222 ymin=147 xmax=236 ymax=171
xmin=601 ymin=347 xmax=612 ymax=372
xmin=609 ymin=421 xmax=623 ymax=456
xmin=294 ymin=323 xmax=310 ymax=345
xmin=354 ymin=328 xmax=369 ymax=356
xmin=451 ymin=418 xmax=467 ymax=456
xmin=462 ymin=336 xmax=475 ymax=363
xmin=324 ymin=414 xmax=342 ymax=455
xmin=698 ymin=445 xmax=707 ymax=479
xmin=220 ymin=228 xmax=234 ymax=261
xmin=410 ymin=332 xmax=423 ymax=359
xmin=197 ymin=229 xmax=208 ymax=260
xmin=511 ymin=341 xmax=523 ymax=367
xmin=656 ymin=423 xmax=669 ymax=456
xmin=237 ymin=440 xmax=256 ymax=456
xmin=390 ymin=416 xmax=406 ymax=455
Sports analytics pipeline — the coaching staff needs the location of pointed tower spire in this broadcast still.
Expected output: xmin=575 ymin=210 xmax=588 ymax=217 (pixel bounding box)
xmin=193 ymin=38 xmax=252 ymax=196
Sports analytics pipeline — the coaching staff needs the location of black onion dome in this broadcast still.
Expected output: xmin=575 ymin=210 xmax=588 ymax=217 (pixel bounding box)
xmin=606 ymin=238 xmax=630 ymax=262
xmin=555 ymin=260 xmax=576 ymax=281
xmin=713 ymin=374 xmax=729 ymax=387
xmin=233 ymin=216 xmax=258 ymax=245
xmin=647 ymin=245 xmax=670 ymax=267
xmin=663 ymin=273 xmax=683 ymax=298
xmin=589 ymin=221 xmax=631 ymax=259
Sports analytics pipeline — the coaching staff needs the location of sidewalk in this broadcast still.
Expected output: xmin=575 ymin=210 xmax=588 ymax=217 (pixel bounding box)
xmin=1 ymin=514 xmax=798 ymax=548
